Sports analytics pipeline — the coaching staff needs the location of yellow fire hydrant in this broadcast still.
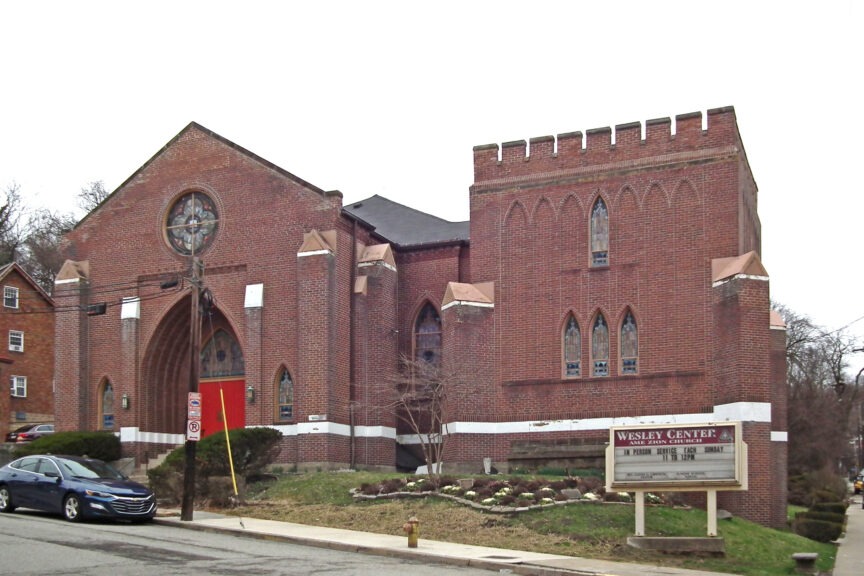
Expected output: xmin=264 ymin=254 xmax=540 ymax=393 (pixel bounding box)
xmin=402 ymin=516 xmax=419 ymax=548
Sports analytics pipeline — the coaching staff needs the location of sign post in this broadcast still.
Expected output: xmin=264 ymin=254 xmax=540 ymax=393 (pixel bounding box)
xmin=606 ymin=422 xmax=747 ymax=537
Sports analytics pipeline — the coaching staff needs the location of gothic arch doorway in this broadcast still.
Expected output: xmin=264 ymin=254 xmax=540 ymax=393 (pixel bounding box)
xmin=141 ymin=296 xmax=245 ymax=435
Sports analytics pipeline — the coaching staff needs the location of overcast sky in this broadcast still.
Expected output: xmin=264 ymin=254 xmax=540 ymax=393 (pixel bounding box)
xmin=2 ymin=1 xmax=863 ymax=375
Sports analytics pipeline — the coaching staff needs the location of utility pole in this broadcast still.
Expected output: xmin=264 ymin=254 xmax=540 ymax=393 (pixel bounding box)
xmin=181 ymin=257 xmax=203 ymax=521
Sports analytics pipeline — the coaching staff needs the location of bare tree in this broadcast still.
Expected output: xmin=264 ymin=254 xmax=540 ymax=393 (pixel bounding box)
xmin=20 ymin=208 xmax=77 ymax=292
xmin=77 ymin=180 xmax=109 ymax=214
xmin=0 ymin=183 xmax=25 ymax=264
xmin=0 ymin=181 xmax=81 ymax=292
xmin=775 ymin=303 xmax=862 ymax=477
xmin=379 ymin=356 xmax=473 ymax=486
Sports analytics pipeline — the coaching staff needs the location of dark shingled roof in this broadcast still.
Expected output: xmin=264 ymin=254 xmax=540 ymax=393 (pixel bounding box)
xmin=343 ymin=195 xmax=469 ymax=248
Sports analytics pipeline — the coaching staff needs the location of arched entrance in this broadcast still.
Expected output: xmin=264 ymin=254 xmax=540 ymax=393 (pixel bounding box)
xmin=141 ymin=295 xmax=245 ymax=436
xmin=199 ymin=328 xmax=246 ymax=437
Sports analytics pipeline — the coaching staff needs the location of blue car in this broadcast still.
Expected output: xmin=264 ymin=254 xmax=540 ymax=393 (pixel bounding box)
xmin=0 ymin=454 xmax=156 ymax=522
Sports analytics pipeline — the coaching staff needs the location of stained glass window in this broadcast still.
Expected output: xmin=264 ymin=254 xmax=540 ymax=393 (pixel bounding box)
xmin=165 ymin=191 xmax=219 ymax=256
xmin=278 ymin=368 xmax=294 ymax=421
xmin=200 ymin=330 xmax=245 ymax=378
xmin=414 ymin=303 xmax=442 ymax=368
xmin=102 ymin=381 xmax=114 ymax=430
xmin=590 ymin=197 xmax=609 ymax=266
xmin=592 ymin=314 xmax=609 ymax=377
xmin=563 ymin=315 xmax=581 ymax=378
xmin=621 ymin=310 xmax=638 ymax=374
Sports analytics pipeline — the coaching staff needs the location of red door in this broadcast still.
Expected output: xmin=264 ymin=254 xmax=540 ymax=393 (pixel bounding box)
xmin=198 ymin=379 xmax=245 ymax=438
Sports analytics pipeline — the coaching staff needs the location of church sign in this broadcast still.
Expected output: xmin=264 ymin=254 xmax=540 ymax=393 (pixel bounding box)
xmin=606 ymin=422 xmax=746 ymax=490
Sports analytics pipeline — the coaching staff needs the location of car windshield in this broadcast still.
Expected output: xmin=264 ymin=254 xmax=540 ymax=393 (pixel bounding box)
xmin=57 ymin=458 xmax=126 ymax=480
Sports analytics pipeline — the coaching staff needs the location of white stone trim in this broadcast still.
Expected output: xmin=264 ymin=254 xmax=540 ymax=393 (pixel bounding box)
xmin=441 ymin=300 xmax=495 ymax=311
xmin=118 ymin=402 xmax=775 ymax=445
xmin=714 ymin=401 xmax=771 ymax=422
xmin=54 ymin=278 xmax=82 ymax=285
xmin=358 ymin=261 xmax=397 ymax=273
xmin=298 ymin=249 xmax=332 ymax=258
xmin=121 ymin=297 xmax=140 ymax=320
xmin=245 ymin=283 xmax=264 ymax=308
xmin=119 ymin=427 xmax=185 ymax=445
xmin=712 ymin=274 xmax=770 ymax=288
xmin=259 ymin=422 xmax=397 ymax=439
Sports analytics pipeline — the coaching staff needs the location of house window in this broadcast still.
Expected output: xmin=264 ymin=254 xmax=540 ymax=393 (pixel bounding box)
xmin=102 ymin=381 xmax=115 ymax=430
xmin=592 ymin=314 xmax=609 ymax=377
xmin=277 ymin=368 xmax=294 ymax=421
xmin=414 ymin=303 xmax=442 ymax=368
xmin=621 ymin=311 xmax=638 ymax=374
xmin=10 ymin=375 xmax=26 ymax=397
xmin=4 ymin=286 xmax=19 ymax=308
xmin=563 ymin=315 xmax=581 ymax=378
xmin=8 ymin=330 xmax=23 ymax=352
xmin=590 ymin=197 xmax=609 ymax=266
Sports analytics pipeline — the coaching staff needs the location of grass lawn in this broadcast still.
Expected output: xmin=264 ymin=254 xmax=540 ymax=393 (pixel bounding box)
xmin=224 ymin=471 xmax=838 ymax=576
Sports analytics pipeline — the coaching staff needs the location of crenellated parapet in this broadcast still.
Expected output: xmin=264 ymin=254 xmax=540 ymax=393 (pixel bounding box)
xmin=473 ymin=107 xmax=740 ymax=186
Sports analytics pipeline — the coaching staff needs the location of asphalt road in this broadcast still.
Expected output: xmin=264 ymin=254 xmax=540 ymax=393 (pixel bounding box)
xmin=0 ymin=510 xmax=497 ymax=575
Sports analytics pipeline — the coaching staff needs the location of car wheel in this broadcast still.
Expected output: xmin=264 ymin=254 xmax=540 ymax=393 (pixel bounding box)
xmin=63 ymin=494 xmax=83 ymax=522
xmin=0 ymin=486 xmax=15 ymax=513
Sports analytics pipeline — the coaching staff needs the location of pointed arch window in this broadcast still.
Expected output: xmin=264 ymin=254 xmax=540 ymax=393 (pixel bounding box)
xmin=200 ymin=330 xmax=245 ymax=378
xmin=621 ymin=310 xmax=638 ymax=374
xmin=592 ymin=314 xmax=609 ymax=377
xmin=590 ymin=197 xmax=609 ymax=266
xmin=101 ymin=381 xmax=115 ymax=430
xmin=563 ymin=314 xmax=581 ymax=378
xmin=414 ymin=303 xmax=442 ymax=368
xmin=277 ymin=368 xmax=294 ymax=421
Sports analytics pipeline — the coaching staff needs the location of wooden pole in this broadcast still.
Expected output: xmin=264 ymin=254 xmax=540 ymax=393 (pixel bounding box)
xmin=180 ymin=257 xmax=203 ymax=521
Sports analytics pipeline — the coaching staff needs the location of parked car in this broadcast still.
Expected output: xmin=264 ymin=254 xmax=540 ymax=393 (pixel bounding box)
xmin=0 ymin=454 xmax=156 ymax=522
xmin=5 ymin=423 xmax=54 ymax=443
xmin=855 ymin=475 xmax=864 ymax=495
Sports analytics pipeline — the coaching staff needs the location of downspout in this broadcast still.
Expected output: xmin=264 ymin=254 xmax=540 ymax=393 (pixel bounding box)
xmin=349 ymin=217 xmax=357 ymax=469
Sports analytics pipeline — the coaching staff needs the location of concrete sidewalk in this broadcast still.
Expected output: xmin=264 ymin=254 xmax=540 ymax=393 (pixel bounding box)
xmin=834 ymin=495 xmax=864 ymax=576
xmin=157 ymin=496 xmax=864 ymax=576
xmin=155 ymin=511 xmax=732 ymax=576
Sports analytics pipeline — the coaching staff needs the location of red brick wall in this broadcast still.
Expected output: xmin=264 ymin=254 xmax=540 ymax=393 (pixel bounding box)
xmin=351 ymin=258 xmax=399 ymax=467
xmin=56 ymin=113 xmax=784 ymax=527
xmin=58 ymin=124 xmax=347 ymax=443
xmin=467 ymin=109 xmax=752 ymax=418
xmin=2 ymin=268 xmax=55 ymax=427
xmin=461 ymin=107 xmax=782 ymax=526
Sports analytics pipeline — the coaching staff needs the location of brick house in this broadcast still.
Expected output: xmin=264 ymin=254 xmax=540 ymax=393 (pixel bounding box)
xmin=54 ymin=106 xmax=787 ymax=527
xmin=1 ymin=262 xmax=55 ymax=435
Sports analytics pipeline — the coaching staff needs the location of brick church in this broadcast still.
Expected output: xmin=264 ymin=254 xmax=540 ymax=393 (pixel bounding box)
xmin=54 ymin=106 xmax=787 ymax=527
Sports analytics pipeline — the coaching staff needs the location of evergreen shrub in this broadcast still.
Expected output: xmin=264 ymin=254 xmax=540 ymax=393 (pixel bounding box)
xmin=13 ymin=431 xmax=121 ymax=462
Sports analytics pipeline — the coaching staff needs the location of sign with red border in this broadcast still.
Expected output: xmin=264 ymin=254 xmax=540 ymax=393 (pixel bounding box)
xmin=606 ymin=422 xmax=746 ymax=490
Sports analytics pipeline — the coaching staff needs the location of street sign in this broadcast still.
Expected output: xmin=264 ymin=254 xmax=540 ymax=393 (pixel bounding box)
xmin=187 ymin=392 xmax=202 ymax=442
xmin=187 ymin=419 xmax=201 ymax=441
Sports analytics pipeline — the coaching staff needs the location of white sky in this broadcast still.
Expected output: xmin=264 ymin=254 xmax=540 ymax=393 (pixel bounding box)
xmin=2 ymin=1 xmax=863 ymax=377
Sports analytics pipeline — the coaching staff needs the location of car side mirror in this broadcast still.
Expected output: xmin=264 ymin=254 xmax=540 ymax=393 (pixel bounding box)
xmin=44 ymin=471 xmax=60 ymax=480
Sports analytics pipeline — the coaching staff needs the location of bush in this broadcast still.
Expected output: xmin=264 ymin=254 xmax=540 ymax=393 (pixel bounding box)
xmin=811 ymin=502 xmax=847 ymax=515
xmin=13 ymin=431 xmax=121 ymax=461
xmin=793 ymin=517 xmax=844 ymax=543
xmin=788 ymin=468 xmax=848 ymax=506
xmin=148 ymin=427 xmax=283 ymax=505
xmin=795 ymin=510 xmax=846 ymax=525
